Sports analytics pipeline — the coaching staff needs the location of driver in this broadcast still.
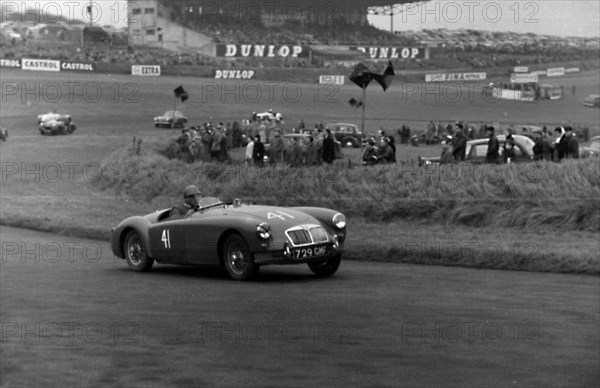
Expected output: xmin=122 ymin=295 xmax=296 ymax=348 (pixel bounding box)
xmin=169 ymin=185 xmax=203 ymax=220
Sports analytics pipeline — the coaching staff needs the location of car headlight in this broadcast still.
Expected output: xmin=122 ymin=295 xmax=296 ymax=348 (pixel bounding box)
xmin=256 ymin=222 xmax=271 ymax=240
xmin=333 ymin=213 xmax=346 ymax=229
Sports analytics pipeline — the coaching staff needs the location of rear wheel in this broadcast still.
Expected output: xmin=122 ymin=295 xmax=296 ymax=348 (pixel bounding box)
xmin=124 ymin=230 xmax=154 ymax=272
xmin=222 ymin=234 xmax=258 ymax=280
xmin=308 ymin=254 xmax=341 ymax=277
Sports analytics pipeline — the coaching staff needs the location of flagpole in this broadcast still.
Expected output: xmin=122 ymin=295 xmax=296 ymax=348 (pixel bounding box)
xmin=172 ymin=97 xmax=177 ymax=129
xmin=361 ymin=86 xmax=366 ymax=141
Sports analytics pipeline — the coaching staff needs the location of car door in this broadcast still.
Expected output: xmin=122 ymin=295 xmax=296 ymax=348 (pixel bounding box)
xmin=148 ymin=219 xmax=188 ymax=264
xmin=183 ymin=211 xmax=223 ymax=265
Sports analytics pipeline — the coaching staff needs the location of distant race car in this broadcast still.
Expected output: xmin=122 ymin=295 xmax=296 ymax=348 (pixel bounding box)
xmin=154 ymin=110 xmax=188 ymax=128
xmin=37 ymin=112 xmax=77 ymax=136
xmin=0 ymin=127 xmax=7 ymax=142
xmin=111 ymin=197 xmax=346 ymax=280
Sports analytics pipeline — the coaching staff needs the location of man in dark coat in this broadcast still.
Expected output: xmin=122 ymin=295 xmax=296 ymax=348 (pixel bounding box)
xmin=553 ymin=127 xmax=569 ymax=161
xmin=533 ymin=131 xmax=552 ymax=161
xmin=252 ymin=135 xmax=265 ymax=167
xmin=452 ymin=129 xmax=468 ymax=161
xmin=322 ymin=129 xmax=336 ymax=164
xmin=564 ymin=126 xmax=579 ymax=159
xmin=485 ymin=126 xmax=500 ymax=163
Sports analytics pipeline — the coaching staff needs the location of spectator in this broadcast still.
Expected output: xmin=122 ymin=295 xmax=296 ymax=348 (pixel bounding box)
xmin=252 ymin=135 xmax=265 ymax=167
xmin=376 ymin=137 xmax=395 ymax=164
xmin=305 ymin=136 xmax=319 ymax=166
xmin=504 ymin=128 xmax=517 ymax=162
xmin=362 ymin=139 xmax=378 ymax=165
xmin=270 ymin=130 xmax=285 ymax=164
xmin=533 ymin=131 xmax=552 ymax=161
xmin=486 ymin=126 xmax=500 ymax=163
xmin=553 ymin=127 xmax=568 ymax=161
xmin=245 ymin=136 xmax=254 ymax=165
xmin=452 ymin=129 xmax=468 ymax=161
xmin=564 ymin=126 xmax=579 ymax=159
xmin=322 ymin=129 xmax=336 ymax=164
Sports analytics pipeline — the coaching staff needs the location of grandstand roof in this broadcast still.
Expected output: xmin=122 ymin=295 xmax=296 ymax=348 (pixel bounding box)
xmin=173 ymin=1 xmax=423 ymax=7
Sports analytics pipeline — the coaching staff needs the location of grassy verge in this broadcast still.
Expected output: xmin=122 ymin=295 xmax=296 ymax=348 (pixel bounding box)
xmin=1 ymin=204 xmax=598 ymax=274
xmin=96 ymin=140 xmax=600 ymax=232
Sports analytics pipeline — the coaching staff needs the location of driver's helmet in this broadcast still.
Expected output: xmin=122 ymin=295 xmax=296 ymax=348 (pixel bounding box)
xmin=183 ymin=185 xmax=202 ymax=198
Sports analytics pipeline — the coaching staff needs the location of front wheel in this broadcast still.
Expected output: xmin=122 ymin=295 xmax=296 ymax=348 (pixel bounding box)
xmin=308 ymin=254 xmax=341 ymax=277
xmin=124 ymin=230 xmax=154 ymax=272
xmin=222 ymin=234 xmax=259 ymax=280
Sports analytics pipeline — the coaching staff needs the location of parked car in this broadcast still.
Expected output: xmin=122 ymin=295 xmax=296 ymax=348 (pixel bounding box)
xmin=419 ymin=135 xmax=535 ymax=165
xmin=154 ymin=110 xmax=188 ymax=128
xmin=580 ymin=136 xmax=600 ymax=158
xmin=111 ymin=197 xmax=347 ymax=280
xmin=37 ymin=112 xmax=76 ymax=135
xmin=583 ymin=94 xmax=600 ymax=108
xmin=325 ymin=123 xmax=365 ymax=148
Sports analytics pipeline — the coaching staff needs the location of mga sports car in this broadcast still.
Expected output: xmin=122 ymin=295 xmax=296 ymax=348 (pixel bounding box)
xmin=38 ymin=112 xmax=76 ymax=135
xmin=111 ymin=197 xmax=346 ymax=280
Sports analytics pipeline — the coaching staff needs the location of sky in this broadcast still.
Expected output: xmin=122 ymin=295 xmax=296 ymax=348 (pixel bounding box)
xmin=2 ymin=0 xmax=600 ymax=37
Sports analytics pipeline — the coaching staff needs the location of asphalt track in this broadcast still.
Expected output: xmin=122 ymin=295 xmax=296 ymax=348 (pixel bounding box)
xmin=1 ymin=225 xmax=598 ymax=387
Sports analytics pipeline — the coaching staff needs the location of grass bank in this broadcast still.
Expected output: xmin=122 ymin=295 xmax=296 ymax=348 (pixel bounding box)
xmin=96 ymin=139 xmax=600 ymax=232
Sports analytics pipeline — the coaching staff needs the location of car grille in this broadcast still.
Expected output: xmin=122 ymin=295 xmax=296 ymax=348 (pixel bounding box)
xmin=286 ymin=225 xmax=329 ymax=246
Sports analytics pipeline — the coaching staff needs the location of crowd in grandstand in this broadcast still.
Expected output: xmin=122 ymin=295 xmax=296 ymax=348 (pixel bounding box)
xmin=2 ymin=14 xmax=598 ymax=70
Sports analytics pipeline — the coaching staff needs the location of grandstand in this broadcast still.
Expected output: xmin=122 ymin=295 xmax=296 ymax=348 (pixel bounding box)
xmin=126 ymin=0 xmax=424 ymax=50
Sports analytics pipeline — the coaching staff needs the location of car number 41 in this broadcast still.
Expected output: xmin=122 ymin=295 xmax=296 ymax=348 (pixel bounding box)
xmin=161 ymin=229 xmax=171 ymax=248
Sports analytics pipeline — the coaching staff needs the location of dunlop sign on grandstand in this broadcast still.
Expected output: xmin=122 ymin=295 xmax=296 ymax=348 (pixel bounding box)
xmin=22 ymin=58 xmax=60 ymax=72
xmin=351 ymin=46 xmax=425 ymax=60
xmin=319 ymin=75 xmax=345 ymax=85
xmin=510 ymin=73 xmax=539 ymax=83
xmin=425 ymin=72 xmax=486 ymax=82
xmin=215 ymin=70 xmax=255 ymax=79
xmin=132 ymin=65 xmax=161 ymax=76
xmin=216 ymin=44 xmax=308 ymax=58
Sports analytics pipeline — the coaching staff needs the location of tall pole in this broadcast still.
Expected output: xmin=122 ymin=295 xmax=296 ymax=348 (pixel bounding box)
xmin=390 ymin=3 xmax=393 ymax=34
xmin=88 ymin=0 xmax=93 ymax=27
xmin=361 ymin=86 xmax=366 ymax=137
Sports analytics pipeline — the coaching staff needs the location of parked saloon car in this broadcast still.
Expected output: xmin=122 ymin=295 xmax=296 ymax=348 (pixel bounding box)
xmin=418 ymin=135 xmax=535 ymax=165
xmin=154 ymin=110 xmax=188 ymax=128
xmin=583 ymin=94 xmax=600 ymax=108
xmin=111 ymin=197 xmax=347 ymax=280
xmin=325 ymin=123 xmax=365 ymax=148
xmin=37 ymin=112 xmax=77 ymax=135
xmin=580 ymin=136 xmax=600 ymax=158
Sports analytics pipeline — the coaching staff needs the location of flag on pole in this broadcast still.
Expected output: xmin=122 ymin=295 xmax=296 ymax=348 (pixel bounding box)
xmin=371 ymin=61 xmax=395 ymax=91
xmin=174 ymin=86 xmax=189 ymax=102
xmin=349 ymin=62 xmax=395 ymax=91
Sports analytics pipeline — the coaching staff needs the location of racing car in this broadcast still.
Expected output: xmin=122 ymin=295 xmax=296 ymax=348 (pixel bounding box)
xmin=0 ymin=127 xmax=7 ymax=142
xmin=37 ymin=112 xmax=77 ymax=135
xmin=111 ymin=197 xmax=346 ymax=280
